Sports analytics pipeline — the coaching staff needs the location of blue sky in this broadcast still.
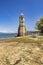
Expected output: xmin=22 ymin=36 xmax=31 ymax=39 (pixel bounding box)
xmin=0 ymin=0 xmax=43 ymax=33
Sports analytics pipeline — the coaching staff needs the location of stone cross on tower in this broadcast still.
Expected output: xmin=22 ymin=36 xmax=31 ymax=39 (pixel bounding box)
xmin=18 ymin=13 xmax=26 ymax=36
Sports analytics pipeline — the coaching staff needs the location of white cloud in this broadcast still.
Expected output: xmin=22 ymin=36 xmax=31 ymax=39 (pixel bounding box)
xmin=0 ymin=29 xmax=17 ymax=33
xmin=0 ymin=29 xmax=8 ymax=33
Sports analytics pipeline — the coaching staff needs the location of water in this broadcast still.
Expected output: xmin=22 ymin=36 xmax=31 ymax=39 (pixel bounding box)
xmin=0 ymin=33 xmax=17 ymax=40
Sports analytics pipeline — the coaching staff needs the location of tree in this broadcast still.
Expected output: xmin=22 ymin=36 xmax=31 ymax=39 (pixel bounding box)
xmin=36 ymin=17 xmax=43 ymax=34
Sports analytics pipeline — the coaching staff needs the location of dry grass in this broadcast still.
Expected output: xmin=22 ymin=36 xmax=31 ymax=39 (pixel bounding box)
xmin=0 ymin=36 xmax=43 ymax=65
xmin=0 ymin=36 xmax=43 ymax=43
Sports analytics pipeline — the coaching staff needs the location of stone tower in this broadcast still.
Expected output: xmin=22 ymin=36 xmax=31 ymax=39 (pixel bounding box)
xmin=18 ymin=13 xmax=26 ymax=36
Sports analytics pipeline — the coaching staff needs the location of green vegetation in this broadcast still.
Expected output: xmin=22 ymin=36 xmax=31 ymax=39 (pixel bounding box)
xmin=36 ymin=17 xmax=43 ymax=33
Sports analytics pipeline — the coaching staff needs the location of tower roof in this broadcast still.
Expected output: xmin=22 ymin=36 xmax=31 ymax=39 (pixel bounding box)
xmin=20 ymin=13 xmax=24 ymax=18
xmin=20 ymin=13 xmax=24 ymax=16
xmin=21 ymin=13 xmax=24 ymax=16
